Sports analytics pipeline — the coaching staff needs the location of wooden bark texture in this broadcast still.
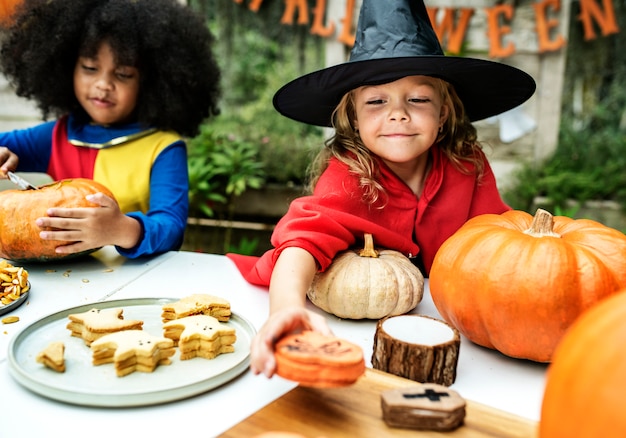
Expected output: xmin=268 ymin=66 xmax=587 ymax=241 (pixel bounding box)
xmin=371 ymin=315 xmax=460 ymax=386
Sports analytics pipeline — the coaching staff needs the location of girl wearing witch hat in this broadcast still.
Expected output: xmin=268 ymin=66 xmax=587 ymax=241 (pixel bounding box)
xmin=227 ymin=0 xmax=536 ymax=377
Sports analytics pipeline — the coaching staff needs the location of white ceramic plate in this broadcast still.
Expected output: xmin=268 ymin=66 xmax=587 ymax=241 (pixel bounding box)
xmin=0 ymin=282 xmax=30 ymax=316
xmin=8 ymin=297 xmax=255 ymax=407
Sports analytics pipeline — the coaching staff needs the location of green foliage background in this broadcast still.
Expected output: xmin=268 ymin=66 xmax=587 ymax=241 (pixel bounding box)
xmin=184 ymin=1 xmax=329 ymax=254
xmin=502 ymin=0 xmax=626 ymax=214
xmin=188 ymin=0 xmax=326 ymax=187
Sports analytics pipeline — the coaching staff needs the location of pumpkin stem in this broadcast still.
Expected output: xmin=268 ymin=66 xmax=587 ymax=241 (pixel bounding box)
xmin=523 ymin=208 xmax=561 ymax=238
xmin=358 ymin=233 xmax=379 ymax=258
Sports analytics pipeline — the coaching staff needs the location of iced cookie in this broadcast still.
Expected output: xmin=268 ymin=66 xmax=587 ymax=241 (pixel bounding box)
xmin=91 ymin=329 xmax=175 ymax=377
xmin=161 ymin=294 xmax=231 ymax=323
xmin=67 ymin=307 xmax=143 ymax=346
xmin=163 ymin=314 xmax=236 ymax=360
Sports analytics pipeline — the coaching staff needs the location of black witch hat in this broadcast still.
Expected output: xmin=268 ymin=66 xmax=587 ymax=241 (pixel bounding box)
xmin=273 ymin=0 xmax=536 ymax=126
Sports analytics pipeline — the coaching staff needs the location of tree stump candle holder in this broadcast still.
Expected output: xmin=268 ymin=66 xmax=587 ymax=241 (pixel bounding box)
xmin=371 ymin=314 xmax=461 ymax=386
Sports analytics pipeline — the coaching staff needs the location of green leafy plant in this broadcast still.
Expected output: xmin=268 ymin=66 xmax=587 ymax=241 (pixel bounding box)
xmin=188 ymin=155 xmax=227 ymax=219
xmin=187 ymin=126 xmax=266 ymax=253
xmin=201 ymin=47 xmax=324 ymax=186
xmin=503 ymin=117 xmax=626 ymax=214
xmin=184 ymin=3 xmax=327 ymax=253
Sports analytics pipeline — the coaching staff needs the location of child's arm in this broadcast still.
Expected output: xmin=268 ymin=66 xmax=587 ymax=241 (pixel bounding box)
xmin=0 ymin=122 xmax=55 ymax=173
xmin=116 ymin=144 xmax=189 ymax=258
xmin=250 ymin=246 xmax=333 ymax=377
xmin=269 ymin=247 xmax=317 ymax=312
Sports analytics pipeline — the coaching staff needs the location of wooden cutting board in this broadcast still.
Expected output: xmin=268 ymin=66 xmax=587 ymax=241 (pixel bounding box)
xmin=218 ymin=368 xmax=538 ymax=437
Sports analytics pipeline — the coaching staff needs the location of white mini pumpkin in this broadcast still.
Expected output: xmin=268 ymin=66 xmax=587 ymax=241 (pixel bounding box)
xmin=307 ymin=234 xmax=424 ymax=319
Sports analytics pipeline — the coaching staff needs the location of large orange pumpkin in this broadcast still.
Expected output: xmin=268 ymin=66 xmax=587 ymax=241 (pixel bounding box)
xmin=0 ymin=178 xmax=115 ymax=262
xmin=540 ymin=290 xmax=626 ymax=438
xmin=429 ymin=208 xmax=626 ymax=362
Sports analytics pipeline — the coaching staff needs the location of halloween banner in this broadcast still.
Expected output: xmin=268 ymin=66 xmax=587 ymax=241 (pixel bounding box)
xmin=235 ymin=0 xmax=620 ymax=58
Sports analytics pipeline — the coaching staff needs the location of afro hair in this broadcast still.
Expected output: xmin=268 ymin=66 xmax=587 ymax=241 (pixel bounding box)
xmin=0 ymin=0 xmax=221 ymax=137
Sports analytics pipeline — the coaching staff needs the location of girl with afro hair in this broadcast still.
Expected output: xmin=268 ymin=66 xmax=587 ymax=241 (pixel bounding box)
xmin=0 ymin=0 xmax=221 ymax=259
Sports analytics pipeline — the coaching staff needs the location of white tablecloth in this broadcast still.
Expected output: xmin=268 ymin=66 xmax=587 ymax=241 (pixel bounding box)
xmin=0 ymin=248 xmax=547 ymax=437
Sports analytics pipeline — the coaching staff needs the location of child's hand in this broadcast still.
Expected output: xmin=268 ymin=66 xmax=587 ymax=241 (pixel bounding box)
xmin=250 ymin=307 xmax=332 ymax=378
xmin=35 ymin=192 xmax=141 ymax=254
xmin=0 ymin=146 xmax=19 ymax=175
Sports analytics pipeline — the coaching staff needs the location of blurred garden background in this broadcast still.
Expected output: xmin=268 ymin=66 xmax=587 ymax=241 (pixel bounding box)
xmin=185 ymin=0 xmax=626 ymax=254
xmin=1 ymin=0 xmax=625 ymax=255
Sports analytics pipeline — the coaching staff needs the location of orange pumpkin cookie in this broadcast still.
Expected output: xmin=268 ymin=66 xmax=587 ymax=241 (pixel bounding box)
xmin=163 ymin=314 xmax=236 ymax=360
xmin=161 ymin=294 xmax=231 ymax=323
xmin=274 ymin=331 xmax=365 ymax=388
xmin=36 ymin=341 xmax=66 ymax=373
xmin=91 ymin=330 xmax=175 ymax=377
xmin=67 ymin=307 xmax=143 ymax=346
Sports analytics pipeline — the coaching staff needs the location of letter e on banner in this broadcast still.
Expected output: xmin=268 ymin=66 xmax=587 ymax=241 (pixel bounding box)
xmin=485 ymin=4 xmax=516 ymax=58
xmin=533 ymin=0 xmax=566 ymax=53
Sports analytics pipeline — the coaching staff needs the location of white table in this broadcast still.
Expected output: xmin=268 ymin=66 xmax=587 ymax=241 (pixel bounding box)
xmin=0 ymin=248 xmax=547 ymax=437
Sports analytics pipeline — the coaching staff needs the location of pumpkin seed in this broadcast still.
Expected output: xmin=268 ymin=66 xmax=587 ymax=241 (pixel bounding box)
xmin=2 ymin=316 xmax=19 ymax=324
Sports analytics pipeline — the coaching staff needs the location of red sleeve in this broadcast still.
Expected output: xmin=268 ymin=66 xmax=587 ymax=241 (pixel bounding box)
xmin=227 ymin=150 xmax=510 ymax=285
xmin=226 ymin=158 xmax=421 ymax=286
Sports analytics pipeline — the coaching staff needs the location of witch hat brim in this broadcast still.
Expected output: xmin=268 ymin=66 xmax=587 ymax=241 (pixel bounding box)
xmin=273 ymin=0 xmax=536 ymax=127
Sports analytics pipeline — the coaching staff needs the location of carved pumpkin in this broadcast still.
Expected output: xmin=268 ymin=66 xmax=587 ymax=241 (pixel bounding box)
xmin=307 ymin=233 xmax=424 ymax=319
xmin=429 ymin=208 xmax=626 ymax=362
xmin=0 ymin=178 xmax=115 ymax=262
xmin=540 ymin=290 xmax=626 ymax=438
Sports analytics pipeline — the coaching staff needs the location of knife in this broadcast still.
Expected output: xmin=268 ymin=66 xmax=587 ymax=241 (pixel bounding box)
xmin=6 ymin=171 xmax=39 ymax=190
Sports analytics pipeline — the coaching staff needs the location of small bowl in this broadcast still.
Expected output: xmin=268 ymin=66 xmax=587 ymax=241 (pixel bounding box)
xmin=0 ymin=282 xmax=31 ymax=316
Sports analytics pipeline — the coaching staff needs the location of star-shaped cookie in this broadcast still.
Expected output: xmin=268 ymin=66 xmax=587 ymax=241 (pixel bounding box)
xmin=67 ymin=307 xmax=144 ymax=346
xmin=91 ymin=330 xmax=175 ymax=377
xmin=161 ymin=294 xmax=231 ymax=323
xmin=163 ymin=314 xmax=236 ymax=360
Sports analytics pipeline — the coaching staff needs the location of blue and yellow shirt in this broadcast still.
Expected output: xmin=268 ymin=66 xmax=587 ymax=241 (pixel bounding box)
xmin=0 ymin=114 xmax=189 ymax=258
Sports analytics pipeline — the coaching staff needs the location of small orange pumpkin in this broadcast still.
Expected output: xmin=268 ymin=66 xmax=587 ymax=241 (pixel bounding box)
xmin=540 ymin=290 xmax=626 ymax=438
xmin=0 ymin=178 xmax=115 ymax=262
xmin=429 ymin=208 xmax=626 ymax=362
xmin=307 ymin=233 xmax=424 ymax=319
